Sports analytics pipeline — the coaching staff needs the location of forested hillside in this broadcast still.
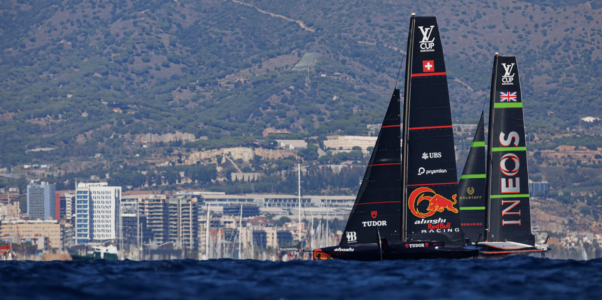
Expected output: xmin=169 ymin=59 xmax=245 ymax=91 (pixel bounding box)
xmin=0 ymin=0 xmax=601 ymax=166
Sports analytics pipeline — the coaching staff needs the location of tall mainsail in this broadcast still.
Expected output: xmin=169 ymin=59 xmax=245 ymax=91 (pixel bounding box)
xmin=458 ymin=113 xmax=486 ymax=243
xmin=485 ymin=55 xmax=535 ymax=246
xmin=402 ymin=16 xmax=463 ymax=247
xmin=340 ymin=90 xmax=402 ymax=245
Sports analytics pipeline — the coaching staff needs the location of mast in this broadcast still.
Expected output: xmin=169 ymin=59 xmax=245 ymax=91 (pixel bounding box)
xmin=205 ymin=205 xmax=210 ymax=259
xmin=401 ymin=13 xmax=416 ymax=241
xmin=238 ymin=208 xmax=241 ymax=259
xmin=298 ymin=163 xmax=301 ymax=242
xmin=484 ymin=54 xmax=498 ymax=240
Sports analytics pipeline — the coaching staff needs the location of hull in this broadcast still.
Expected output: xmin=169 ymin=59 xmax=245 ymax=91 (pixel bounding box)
xmin=478 ymin=241 xmax=548 ymax=257
xmin=314 ymin=241 xmax=479 ymax=261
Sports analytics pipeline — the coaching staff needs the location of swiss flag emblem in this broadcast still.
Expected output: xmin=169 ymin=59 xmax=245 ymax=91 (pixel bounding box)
xmin=371 ymin=211 xmax=377 ymax=219
xmin=423 ymin=60 xmax=435 ymax=73
xmin=425 ymin=243 xmax=429 ymax=247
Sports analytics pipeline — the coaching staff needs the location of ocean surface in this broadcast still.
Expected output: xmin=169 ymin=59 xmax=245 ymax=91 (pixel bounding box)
xmin=0 ymin=256 xmax=600 ymax=299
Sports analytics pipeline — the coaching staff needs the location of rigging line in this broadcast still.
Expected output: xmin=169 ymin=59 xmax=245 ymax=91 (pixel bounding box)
xmin=394 ymin=48 xmax=405 ymax=89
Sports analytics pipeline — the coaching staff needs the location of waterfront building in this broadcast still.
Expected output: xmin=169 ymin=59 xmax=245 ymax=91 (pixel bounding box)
xmin=0 ymin=220 xmax=62 ymax=250
xmin=167 ymin=196 xmax=199 ymax=250
xmin=26 ymin=182 xmax=56 ymax=220
xmin=74 ymin=183 xmax=121 ymax=245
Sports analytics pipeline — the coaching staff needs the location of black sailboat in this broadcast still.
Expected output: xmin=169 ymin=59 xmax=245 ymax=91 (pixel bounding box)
xmin=479 ymin=54 xmax=547 ymax=255
xmin=313 ymin=15 xmax=478 ymax=261
xmin=458 ymin=113 xmax=487 ymax=244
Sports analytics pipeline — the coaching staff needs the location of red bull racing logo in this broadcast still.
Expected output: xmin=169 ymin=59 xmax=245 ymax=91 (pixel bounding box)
xmin=408 ymin=187 xmax=458 ymax=218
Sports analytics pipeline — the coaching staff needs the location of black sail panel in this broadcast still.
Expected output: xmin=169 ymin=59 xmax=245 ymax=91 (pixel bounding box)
xmin=403 ymin=16 xmax=463 ymax=247
xmin=340 ymin=89 xmax=401 ymax=246
xmin=486 ymin=56 xmax=535 ymax=246
xmin=458 ymin=113 xmax=486 ymax=243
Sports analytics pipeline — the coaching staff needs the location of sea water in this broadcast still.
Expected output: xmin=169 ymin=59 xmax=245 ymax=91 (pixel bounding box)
xmin=0 ymin=256 xmax=600 ymax=299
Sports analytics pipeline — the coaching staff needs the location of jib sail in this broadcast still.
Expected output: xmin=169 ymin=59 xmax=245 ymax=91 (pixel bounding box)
xmin=485 ymin=55 xmax=535 ymax=246
xmin=340 ymin=89 xmax=402 ymax=246
xmin=458 ymin=113 xmax=487 ymax=243
xmin=402 ymin=16 xmax=463 ymax=247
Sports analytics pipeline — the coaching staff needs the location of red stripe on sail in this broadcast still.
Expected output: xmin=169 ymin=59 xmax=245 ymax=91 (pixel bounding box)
xmin=367 ymin=163 xmax=401 ymax=167
xmin=407 ymin=182 xmax=457 ymax=187
xmin=408 ymin=125 xmax=452 ymax=130
xmin=354 ymin=201 xmax=402 ymax=206
xmin=411 ymin=72 xmax=447 ymax=77
xmin=381 ymin=125 xmax=401 ymax=128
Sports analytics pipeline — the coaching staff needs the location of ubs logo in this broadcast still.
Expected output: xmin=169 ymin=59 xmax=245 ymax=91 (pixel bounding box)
xmin=501 ymin=63 xmax=515 ymax=85
xmin=418 ymin=26 xmax=436 ymax=52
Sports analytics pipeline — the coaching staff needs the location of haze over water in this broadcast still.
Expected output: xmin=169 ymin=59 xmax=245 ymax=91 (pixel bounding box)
xmin=0 ymin=256 xmax=600 ymax=299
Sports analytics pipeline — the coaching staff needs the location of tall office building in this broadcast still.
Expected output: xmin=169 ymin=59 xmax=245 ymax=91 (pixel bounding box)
xmin=27 ymin=182 xmax=56 ymax=220
xmin=74 ymin=183 xmax=121 ymax=245
xmin=59 ymin=191 xmax=74 ymax=223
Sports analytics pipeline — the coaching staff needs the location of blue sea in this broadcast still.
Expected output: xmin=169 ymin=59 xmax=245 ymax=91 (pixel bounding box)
xmin=0 ymin=257 xmax=600 ymax=299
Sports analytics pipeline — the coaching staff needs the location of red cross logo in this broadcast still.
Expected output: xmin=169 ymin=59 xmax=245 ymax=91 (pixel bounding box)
xmin=423 ymin=60 xmax=435 ymax=72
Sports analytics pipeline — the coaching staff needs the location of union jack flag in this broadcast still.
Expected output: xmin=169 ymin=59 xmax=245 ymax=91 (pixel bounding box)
xmin=500 ymin=91 xmax=517 ymax=102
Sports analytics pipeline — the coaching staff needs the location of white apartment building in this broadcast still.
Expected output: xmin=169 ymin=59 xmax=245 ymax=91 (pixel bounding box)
xmin=75 ymin=182 xmax=121 ymax=244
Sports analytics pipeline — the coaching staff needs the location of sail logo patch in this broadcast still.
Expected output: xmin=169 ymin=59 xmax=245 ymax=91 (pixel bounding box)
xmin=418 ymin=167 xmax=447 ymax=176
xmin=346 ymin=231 xmax=357 ymax=243
xmin=500 ymin=91 xmax=517 ymax=102
xmin=422 ymin=60 xmax=435 ymax=72
xmin=422 ymin=152 xmax=442 ymax=160
xmin=408 ymin=187 xmax=458 ymax=218
xmin=500 ymin=154 xmax=520 ymax=176
xmin=501 ymin=63 xmax=515 ymax=85
xmin=418 ymin=26 xmax=436 ymax=52
xmin=362 ymin=220 xmax=387 ymax=227
xmin=467 ymin=187 xmax=475 ymax=195
xmin=498 ymin=131 xmax=523 ymax=226
xmin=371 ymin=211 xmax=378 ymax=219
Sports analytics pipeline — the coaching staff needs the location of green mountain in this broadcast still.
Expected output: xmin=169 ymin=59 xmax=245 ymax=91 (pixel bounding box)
xmin=1 ymin=0 xmax=601 ymax=166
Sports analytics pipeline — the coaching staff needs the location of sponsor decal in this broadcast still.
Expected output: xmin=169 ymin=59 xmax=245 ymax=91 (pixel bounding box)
xmin=467 ymin=187 xmax=475 ymax=195
xmin=406 ymin=243 xmax=430 ymax=248
xmin=414 ymin=218 xmax=447 ymax=225
xmin=422 ymin=60 xmax=435 ymax=73
xmin=346 ymin=231 xmax=357 ymax=243
xmin=498 ymin=131 xmax=523 ymax=225
xmin=371 ymin=211 xmax=378 ymax=219
xmin=500 ymin=91 xmax=517 ymax=102
xmin=418 ymin=167 xmax=447 ymax=176
xmin=427 ymin=222 xmax=451 ymax=230
xmin=422 ymin=152 xmax=442 ymax=160
xmin=418 ymin=26 xmax=436 ymax=52
xmin=421 ymin=227 xmax=461 ymax=234
xmin=362 ymin=220 xmax=387 ymax=227
xmin=500 ymin=153 xmax=520 ymax=177
xmin=333 ymin=247 xmax=354 ymax=252
xmin=501 ymin=63 xmax=515 ymax=85
xmin=408 ymin=187 xmax=458 ymax=218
